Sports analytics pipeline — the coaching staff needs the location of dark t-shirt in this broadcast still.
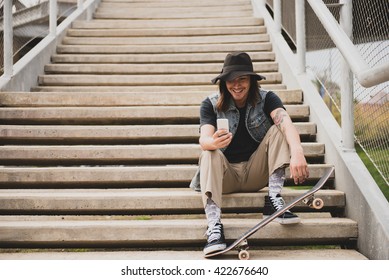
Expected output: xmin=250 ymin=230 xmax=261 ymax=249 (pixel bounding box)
xmin=200 ymin=91 xmax=284 ymax=163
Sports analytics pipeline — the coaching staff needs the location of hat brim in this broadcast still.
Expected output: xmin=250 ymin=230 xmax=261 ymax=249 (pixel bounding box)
xmin=211 ymin=71 xmax=266 ymax=84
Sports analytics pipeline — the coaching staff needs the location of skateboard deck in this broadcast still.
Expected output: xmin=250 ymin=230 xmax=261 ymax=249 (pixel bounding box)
xmin=204 ymin=166 xmax=335 ymax=259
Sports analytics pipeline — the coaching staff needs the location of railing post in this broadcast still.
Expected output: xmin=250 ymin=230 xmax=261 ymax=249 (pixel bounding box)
xmin=50 ymin=0 xmax=58 ymax=36
xmin=3 ymin=0 xmax=13 ymax=78
xmin=78 ymin=0 xmax=84 ymax=9
xmin=340 ymin=0 xmax=355 ymax=151
xmin=274 ymin=0 xmax=282 ymax=33
xmin=296 ymin=0 xmax=306 ymax=74
xmin=87 ymin=0 xmax=99 ymax=20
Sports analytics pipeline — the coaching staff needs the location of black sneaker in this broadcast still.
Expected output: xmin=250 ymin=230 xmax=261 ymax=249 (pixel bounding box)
xmin=263 ymin=194 xmax=301 ymax=224
xmin=203 ymin=221 xmax=227 ymax=255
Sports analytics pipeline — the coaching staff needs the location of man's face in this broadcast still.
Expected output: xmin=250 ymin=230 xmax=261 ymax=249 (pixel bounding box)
xmin=226 ymin=75 xmax=251 ymax=107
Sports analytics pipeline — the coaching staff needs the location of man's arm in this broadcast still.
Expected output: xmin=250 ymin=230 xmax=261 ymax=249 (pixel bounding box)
xmin=270 ymin=108 xmax=309 ymax=184
xmin=199 ymin=124 xmax=232 ymax=151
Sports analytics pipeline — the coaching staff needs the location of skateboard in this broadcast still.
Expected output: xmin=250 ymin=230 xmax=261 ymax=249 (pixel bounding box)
xmin=204 ymin=166 xmax=335 ymax=260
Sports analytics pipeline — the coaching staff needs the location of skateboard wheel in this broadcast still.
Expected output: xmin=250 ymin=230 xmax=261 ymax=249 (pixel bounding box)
xmin=238 ymin=250 xmax=250 ymax=260
xmin=312 ymin=198 xmax=324 ymax=209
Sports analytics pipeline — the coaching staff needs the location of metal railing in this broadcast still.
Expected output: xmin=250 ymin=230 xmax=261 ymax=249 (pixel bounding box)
xmin=1 ymin=0 xmax=100 ymax=79
xmin=267 ymin=0 xmax=388 ymax=185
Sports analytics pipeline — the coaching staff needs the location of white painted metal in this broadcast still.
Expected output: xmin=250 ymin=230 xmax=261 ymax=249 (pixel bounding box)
xmin=3 ymin=0 xmax=13 ymax=78
xmin=339 ymin=0 xmax=355 ymax=151
xmin=49 ymin=0 xmax=57 ymax=36
xmin=274 ymin=0 xmax=282 ymax=33
xmin=296 ymin=0 xmax=306 ymax=74
xmin=0 ymin=0 xmax=100 ymax=90
xmin=307 ymin=0 xmax=389 ymax=88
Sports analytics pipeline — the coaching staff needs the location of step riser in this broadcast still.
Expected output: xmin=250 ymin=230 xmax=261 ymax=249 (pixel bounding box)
xmin=71 ymin=18 xmax=264 ymax=29
xmin=0 ymin=105 xmax=309 ymax=125
xmin=0 ymin=90 xmax=300 ymax=106
xmin=97 ymin=0 xmax=251 ymax=9
xmin=62 ymin=34 xmax=269 ymax=45
xmin=0 ymin=190 xmax=344 ymax=214
xmin=37 ymin=74 xmax=282 ymax=86
xmin=0 ymin=123 xmax=316 ymax=145
xmin=0 ymin=219 xmax=357 ymax=248
xmin=93 ymin=11 xmax=253 ymax=19
xmin=67 ymin=26 xmax=265 ymax=37
xmin=0 ymin=143 xmax=324 ymax=165
xmin=44 ymin=63 xmax=278 ymax=75
xmin=51 ymin=52 xmax=274 ymax=63
xmin=31 ymin=84 xmax=288 ymax=92
xmin=0 ymin=165 xmax=333 ymax=187
xmin=57 ymin=42 xmax=271 ymax=54
xmin=94 ymin=6 xmax=253 ymax=13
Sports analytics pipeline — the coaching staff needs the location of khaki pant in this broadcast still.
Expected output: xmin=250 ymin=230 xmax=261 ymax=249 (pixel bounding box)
xmin=199 ymin=125 xmax=290 ymax=208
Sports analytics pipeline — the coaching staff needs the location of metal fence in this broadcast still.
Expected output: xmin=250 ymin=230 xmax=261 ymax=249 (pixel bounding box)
xmin=0 ymin=0 xmax=79 ymax=75
xmin=305 ymin=0 xmax=389 ymax=186
xmin=267 ymin=0 xmax=388 ymax=186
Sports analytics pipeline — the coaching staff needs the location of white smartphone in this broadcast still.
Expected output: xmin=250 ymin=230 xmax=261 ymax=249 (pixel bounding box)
xmin=217 ymin=118 xmax=229 ymax=134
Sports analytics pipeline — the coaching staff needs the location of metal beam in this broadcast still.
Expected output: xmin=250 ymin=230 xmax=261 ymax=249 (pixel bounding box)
xmin=307 ymin=0 xmax=389 ymax=88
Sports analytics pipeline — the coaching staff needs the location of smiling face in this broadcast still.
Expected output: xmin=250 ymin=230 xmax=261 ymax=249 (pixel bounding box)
xmin=225 ymin=75 xmax=251 ymax=108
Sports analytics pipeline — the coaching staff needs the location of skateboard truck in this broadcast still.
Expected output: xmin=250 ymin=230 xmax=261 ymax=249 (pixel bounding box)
xmin=236 ymin=239 xmax=250 ymax=260
xmin=302 ymin=195 xmax=324 ymax=209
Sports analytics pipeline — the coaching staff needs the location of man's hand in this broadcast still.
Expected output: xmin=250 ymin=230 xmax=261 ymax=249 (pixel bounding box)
xmin=212 ymin=129 xmax=232 ymax=150
xmin=270 ymin=108 xmax=309 ymax=184
xmin=199 ymin=124 xmax=232 ymax=151
xmin=289 ymin=147 xmax=309 ymax=184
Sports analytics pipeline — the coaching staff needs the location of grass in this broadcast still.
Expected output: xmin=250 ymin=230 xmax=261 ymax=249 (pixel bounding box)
xmin=356 ymin=145 xmax=389 ymax=201
xmin=134 ymin=215 xmax=152 ymax=221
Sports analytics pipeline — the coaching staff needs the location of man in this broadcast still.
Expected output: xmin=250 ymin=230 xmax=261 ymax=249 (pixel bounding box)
xmin=190 ymin=52 xmax=309 ymax=255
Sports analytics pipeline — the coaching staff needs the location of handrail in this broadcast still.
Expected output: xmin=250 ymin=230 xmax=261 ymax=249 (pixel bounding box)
xmin=0 ymin=2 xmax=50 ymax=31
xmin=1 ymin=0 xmax=100 ymax=80
xmin=307 ymin=0 xmax=389 ymax=88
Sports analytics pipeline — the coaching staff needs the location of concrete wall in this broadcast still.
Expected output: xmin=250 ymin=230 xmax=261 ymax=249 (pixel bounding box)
xmin=252 ymin=0 xmax=389 ymax=259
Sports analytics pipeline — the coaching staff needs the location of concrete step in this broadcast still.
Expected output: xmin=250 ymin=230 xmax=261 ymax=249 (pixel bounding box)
xmin=61 ymin=34 xmax=269 ymax=45
xmin=93 ymin=10 xmax=253 ymax=20
xmin=1 ymin=89 xmax=300 ymax=106
xmin=66 ymin=26 xmax=266 ymax=37
xmin=97 ymin=3 xmax=252 ymax=11
xmin=94 ymin=5 xmax=253 ymax=15
xmin=0 ymin=188 xmax=343 ymax=214
xmin=0 ymin=249 xmax=367 ymax=260
xmin=98 ymin=0 xmax=252 ymax=9
xmin=0 ymin=143 xmax=324 ymax=165
xmin=0 ymin=105 xmax=309 ymax=124
xmin=0 ymin=217 xmax=357 ymax=247
xmin=31 ymin=84 xmax=288 ymax=92
xmin=0 ymin=123 xmax=316 ymax=144
xmin=37 ymin=73 xmax=282 ymax=86
xmin=71 ymin=17 xmax=264 ymax=29
xmin=56 ymin=42 xmax=272 ymax=54
xmin=44 ymin=62 xmax=278 ymax=75
xmin=51 ymin=51 xmax=274 ymax=63
xmin=0 ymin=164 xmax=334 ymax=187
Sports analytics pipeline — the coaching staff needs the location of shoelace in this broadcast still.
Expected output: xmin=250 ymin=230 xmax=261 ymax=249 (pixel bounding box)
xmin=205 ymin=223 xmax=222 ymax=243
xmin=270 ymin=196 xmax=285 ymax=211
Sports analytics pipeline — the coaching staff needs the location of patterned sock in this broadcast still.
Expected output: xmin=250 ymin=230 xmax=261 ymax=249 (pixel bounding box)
xmin=268 ymin=168 xmax=285 ymax=198
xmin=204 ymin=198 xmax=221 ymax=227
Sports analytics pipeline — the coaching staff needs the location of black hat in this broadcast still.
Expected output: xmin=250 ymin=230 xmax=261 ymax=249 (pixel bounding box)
xmin=211 ymin=52 xmax=266 ymax=84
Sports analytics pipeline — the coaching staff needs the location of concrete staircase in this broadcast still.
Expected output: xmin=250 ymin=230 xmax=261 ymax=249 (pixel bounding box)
xmin=0 ymin=0 xmax=366 ymax=259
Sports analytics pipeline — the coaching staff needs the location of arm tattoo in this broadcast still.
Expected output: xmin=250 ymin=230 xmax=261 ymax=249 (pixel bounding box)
xmin=273 ymin=108 xmax=288 ymax=129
